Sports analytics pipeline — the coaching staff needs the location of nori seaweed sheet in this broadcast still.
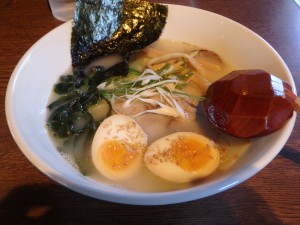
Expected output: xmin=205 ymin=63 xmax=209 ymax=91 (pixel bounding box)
xmin=71 ymin=0 xmax=168 ymax=75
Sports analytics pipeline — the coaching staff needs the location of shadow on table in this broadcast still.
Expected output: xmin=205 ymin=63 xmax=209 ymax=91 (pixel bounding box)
xmin=0 ymin=183 xmax=283 ymax=225
xmin=279 ymin=146 xmax=300 ymax=165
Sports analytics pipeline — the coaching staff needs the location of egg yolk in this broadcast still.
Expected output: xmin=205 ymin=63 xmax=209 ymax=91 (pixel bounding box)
xmin=98 ymin=140 xmax=138 ymax=171
xmin=171 ymin=136 xmax=213 ymax=172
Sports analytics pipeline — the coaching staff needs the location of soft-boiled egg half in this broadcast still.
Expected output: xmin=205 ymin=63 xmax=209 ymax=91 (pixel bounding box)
xmin=91 ymin=114 xmax=147 ymax=181
xmin=144 ymin=132 xmax=220 ymax=183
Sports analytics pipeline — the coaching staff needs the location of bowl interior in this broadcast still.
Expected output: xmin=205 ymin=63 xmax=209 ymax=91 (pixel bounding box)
xmin=5 ymin=4 xmax=296 ymax=205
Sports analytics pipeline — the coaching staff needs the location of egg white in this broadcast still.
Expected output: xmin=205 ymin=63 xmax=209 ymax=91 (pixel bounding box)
xmin=91 ymin=114 xmax=147 ymax=181
xmin=144 ymin=132 xmax=220 ymax=183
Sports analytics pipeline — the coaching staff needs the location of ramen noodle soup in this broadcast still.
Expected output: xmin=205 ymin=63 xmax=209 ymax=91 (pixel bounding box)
xmin=48 ymin=39 xmax=250 ymax=192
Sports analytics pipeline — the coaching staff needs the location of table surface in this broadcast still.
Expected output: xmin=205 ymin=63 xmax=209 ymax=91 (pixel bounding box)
xmin=0 ymin=0 xmax=299 ymax=224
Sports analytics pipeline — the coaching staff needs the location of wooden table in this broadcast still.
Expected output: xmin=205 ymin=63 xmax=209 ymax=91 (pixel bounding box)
xmin=0 ymin=0 xmax=299 ymax=224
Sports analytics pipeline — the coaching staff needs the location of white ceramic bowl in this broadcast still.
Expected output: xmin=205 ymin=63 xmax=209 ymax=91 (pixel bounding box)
xmin=5 ymin=4 xmax=296 ymax=205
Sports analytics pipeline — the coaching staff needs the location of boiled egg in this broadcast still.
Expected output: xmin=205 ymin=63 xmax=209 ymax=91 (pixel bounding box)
xmin=144 ymin=132 xmax=220 ymax=183
xmin=91 ymin=114 xmax=147 ymax=181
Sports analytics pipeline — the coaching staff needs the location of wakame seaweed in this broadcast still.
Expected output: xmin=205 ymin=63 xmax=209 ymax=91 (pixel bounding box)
xmin=71 ymin=0 xmax=168 ymax=76
xmin=47 ymin=72 xmax=109 ymax=139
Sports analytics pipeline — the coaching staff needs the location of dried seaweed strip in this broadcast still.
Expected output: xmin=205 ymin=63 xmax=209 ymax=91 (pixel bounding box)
xmin=71 ymin=0 xmax=168 ymax=75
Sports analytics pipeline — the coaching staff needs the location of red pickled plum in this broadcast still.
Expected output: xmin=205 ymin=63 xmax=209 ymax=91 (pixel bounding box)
xmin=202 ymin=70 xmax=296 ymax=138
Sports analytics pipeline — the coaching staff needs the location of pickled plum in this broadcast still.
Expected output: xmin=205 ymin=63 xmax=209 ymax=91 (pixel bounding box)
xmin=203 ymin=70 xmax=297 ymax=138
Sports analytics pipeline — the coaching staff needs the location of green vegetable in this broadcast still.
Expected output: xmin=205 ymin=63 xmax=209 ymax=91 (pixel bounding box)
xmin=99 ymin=66 xmax=203 ymax=118
xmin=47 ymin=73 xmax=111 ymax=140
